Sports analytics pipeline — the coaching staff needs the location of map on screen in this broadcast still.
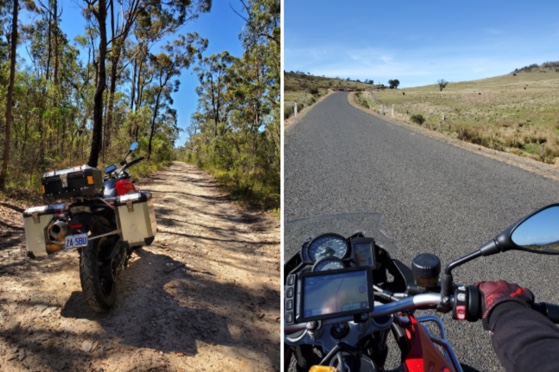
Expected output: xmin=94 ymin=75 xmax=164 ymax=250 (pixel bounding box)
xmin=302 ymin=269 xmax=370 ymax=320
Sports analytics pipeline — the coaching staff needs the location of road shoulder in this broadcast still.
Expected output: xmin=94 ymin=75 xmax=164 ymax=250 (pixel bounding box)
xmin=347 ymin=92 xmax=559 ymax=183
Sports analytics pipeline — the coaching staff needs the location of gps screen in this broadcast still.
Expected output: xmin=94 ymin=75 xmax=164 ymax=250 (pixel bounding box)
xmin=301 ymin=268 xmax=372 ymax=321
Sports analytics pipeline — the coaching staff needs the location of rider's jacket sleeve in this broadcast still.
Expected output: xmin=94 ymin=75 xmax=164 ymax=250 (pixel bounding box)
xmin=489 ymin=302 xmax=559 ymax=372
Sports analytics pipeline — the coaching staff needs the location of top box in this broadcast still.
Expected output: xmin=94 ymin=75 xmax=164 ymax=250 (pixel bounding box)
xmin=41 ymin=165 xmax=104 ymax=202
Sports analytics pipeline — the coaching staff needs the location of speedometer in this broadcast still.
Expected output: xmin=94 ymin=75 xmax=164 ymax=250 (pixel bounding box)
xmin=305 ymin=233 xmax=349 ymax=262
xmin=312 ymin=257 xmax=345 ymax=272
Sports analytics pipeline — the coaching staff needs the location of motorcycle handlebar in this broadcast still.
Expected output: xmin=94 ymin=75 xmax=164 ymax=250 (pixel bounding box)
xmin=124 ymin=157 xmax=144 ymax=169
xmin=284 ymin=293 xmax=444 ymax=334
xmin=284 ymin=293 xmax=559 ymax=334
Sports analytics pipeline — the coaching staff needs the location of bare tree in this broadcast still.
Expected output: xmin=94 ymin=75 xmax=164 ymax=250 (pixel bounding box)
xmin=438 ymin=79 xmax=448 ymax=92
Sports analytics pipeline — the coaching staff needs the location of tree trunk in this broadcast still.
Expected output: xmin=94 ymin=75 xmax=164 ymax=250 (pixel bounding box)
xmin=0 ymin=0 xmax=19 ymax=190
xmin=87 ymin=0 xmax=107 ymax=168
xmin=103 ymin=0 xmax=117 ymax=158
xmin=147 ymin=90 xmax=162 ymax=161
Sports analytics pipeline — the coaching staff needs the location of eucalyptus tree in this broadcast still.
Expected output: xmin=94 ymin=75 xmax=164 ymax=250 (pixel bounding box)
xmin=193 ymin=51 xmax=234 ymax=139
xmin=82 ymin=0 xmax=212 ymax=167
xmin=146 ymin=32 xmax=207 ymax=160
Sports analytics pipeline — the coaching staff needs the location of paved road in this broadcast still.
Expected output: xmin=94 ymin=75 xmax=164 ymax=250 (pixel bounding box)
xmin=284 ymin=92 xmax=559 ymax=371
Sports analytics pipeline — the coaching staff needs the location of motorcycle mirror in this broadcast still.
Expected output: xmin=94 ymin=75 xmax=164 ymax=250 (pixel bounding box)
xmin=123 ymin=142 xmax=139 ymax=162
xmin=440 ymin=203 xmax=559 ymax=312
xmin=511 ymin=205 xmax=559 ymax=253
xmin=480 ymin=204 xmax=559 ymax=256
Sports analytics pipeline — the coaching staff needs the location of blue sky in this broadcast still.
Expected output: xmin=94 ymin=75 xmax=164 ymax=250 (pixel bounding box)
xmin=284 ymin=0 xmax=559 ymax=88
xmin=24 ymin=1 xmax=246 ymax=147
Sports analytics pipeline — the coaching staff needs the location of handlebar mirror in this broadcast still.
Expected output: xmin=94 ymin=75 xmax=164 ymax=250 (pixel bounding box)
xmin=129 ymin=142 xmax=139 ymax=152
xmin=511 ymin=205 xmax=559 ymax=253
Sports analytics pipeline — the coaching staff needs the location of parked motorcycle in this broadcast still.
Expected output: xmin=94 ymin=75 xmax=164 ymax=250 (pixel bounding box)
xmin=23 ymin=142 xmax=157 ymax=313
xmin=284 ymin=205 xmax=559 ymax=371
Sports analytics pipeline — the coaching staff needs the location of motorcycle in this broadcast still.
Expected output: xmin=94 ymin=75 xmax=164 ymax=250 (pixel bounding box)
xmin=284 ymin=205 xmax=559 ymax=371
xmin=23 ymin=142 xmax=157 ymax=313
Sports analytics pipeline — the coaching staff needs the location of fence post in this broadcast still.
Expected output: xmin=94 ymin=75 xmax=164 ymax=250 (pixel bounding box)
xmin=382 ymin=104 xmax=385 ymax=115
xmin=294 ymin=102 xmax=298 ymax=117
xmin=391 ymin=104 xmax=394 ymax=117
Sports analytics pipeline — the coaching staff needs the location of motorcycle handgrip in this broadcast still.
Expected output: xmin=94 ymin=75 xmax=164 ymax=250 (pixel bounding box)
xmin=533 ymin=302 xmax=559 ymax=324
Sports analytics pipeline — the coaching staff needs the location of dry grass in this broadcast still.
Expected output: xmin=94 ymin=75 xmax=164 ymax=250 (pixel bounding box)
xmin=284 ymin=72 xmax=375 ymax=119
xmin=356 ymin=68 xmax=559 ymax=164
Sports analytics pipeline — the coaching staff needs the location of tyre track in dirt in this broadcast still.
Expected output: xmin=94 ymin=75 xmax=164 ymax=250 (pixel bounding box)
xmin=0 ymin=161 xmax=280 ymax=371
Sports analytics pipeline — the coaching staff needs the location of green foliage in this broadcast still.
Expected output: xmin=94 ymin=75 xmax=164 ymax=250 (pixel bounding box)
xmin=0 ymin=0 xmax=210 ymax=196
xmin=183 ymin=0 xmax=280 ymax=210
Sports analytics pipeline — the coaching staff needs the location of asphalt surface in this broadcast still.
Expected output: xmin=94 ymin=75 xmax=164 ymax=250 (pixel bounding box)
xmin=284 ymin=91 xmax=559 ymax=371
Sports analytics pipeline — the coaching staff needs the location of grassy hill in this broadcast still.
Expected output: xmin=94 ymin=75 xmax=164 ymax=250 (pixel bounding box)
xmin=355 ymin=64 xmax=559 ymax=163
xmin=284 ymin=72 xmax=374 ymax=119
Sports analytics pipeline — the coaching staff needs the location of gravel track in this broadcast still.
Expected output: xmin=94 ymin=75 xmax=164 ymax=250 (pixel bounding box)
xmin=0 ymin=161 xmax=280 ymax=371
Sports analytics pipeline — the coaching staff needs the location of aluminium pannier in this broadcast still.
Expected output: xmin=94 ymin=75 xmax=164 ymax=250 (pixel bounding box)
xmin=115 ymin=191 xmax=156 ymax=247
xmin=23 ymin=204 xmax=65 ymax=257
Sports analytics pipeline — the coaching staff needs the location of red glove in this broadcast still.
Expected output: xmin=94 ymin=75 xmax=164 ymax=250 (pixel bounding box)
xmin=477 ymin=280 xmax=534 ymax=319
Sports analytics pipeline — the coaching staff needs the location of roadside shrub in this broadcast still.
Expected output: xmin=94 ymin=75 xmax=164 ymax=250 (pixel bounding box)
xmin=457 ymin=127 xmax=489 ymax=147
xmin=308 ymin=87 xmax=319 ymax=95
xmin=284 ymin=105 xmax=294 ymax=119
xmin=410 ymin=114 xmax=425 ymax=125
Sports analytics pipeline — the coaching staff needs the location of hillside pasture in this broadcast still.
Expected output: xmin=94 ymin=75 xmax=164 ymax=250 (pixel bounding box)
xmin=356 ymin=69 xmax=559 ymax=163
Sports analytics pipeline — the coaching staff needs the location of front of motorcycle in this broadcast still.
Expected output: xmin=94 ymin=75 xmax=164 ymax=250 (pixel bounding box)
xmin=284 ymin=205 xmax=559 ymax=372
xmin=23 ymin=142 xmax=157 ymax=313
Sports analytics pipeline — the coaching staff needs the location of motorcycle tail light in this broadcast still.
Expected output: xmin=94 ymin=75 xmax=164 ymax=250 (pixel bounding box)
xmin=70 ymin=223 xmax=83 ymax=229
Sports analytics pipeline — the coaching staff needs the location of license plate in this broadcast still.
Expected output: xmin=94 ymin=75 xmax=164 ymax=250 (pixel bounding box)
xmin=65 ymin=233 xmax=88 ymax=249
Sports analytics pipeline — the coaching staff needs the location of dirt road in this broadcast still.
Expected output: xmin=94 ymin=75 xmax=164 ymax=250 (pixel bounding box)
xmin=0 ymin=162 xmax=280 ymax=371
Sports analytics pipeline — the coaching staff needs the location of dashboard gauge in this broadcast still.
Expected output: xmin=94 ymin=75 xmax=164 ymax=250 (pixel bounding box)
xmin=312 ymin=257 xmax=345 ymax=272
xmin=306 ymin=233 xmax=349 ymax=262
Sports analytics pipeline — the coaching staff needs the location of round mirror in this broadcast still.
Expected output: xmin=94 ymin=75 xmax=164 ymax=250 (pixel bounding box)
xmin=511 ymin=205 xmax=559 ymax=253
xmin=130 ymin=142 xmax=139 ymax=151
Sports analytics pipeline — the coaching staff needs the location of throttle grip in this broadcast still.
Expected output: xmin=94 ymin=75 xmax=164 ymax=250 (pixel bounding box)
xmin=533 ymin=302 xmax=559 ymax=324
xmin=452 ymin=285 xmax=482 ymax=322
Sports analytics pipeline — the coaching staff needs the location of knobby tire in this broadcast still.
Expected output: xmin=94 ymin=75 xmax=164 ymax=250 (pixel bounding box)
xmin=79 ymin=236 xmax=117 ymax=313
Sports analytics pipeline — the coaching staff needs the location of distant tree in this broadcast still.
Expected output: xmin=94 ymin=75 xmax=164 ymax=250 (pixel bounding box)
xmin=388 ymin=79 xmax=400 ymax=89
xmin=438 ymin=79 xmax=448 ymax=91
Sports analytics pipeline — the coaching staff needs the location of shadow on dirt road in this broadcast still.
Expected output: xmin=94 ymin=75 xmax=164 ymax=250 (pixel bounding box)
xmin=0 ymin=162 xmax=280 ymax=371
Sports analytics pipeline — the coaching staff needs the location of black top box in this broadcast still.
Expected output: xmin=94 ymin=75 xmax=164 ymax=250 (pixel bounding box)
xmin=41 ymin=165 xmax=103 ymax=202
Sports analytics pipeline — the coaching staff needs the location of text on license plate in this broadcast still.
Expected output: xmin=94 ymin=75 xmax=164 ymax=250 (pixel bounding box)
xmin=65 ymin=233 xmax=88 ymax=249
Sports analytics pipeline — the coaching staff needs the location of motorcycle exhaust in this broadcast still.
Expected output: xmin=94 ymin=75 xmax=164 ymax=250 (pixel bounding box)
xmin=48 ymin=219 xmax=68 ymax=241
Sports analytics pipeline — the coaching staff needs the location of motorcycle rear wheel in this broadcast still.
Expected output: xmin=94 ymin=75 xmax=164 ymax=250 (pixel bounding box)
xmin=79 ymin=236 xmax=118 ymax=313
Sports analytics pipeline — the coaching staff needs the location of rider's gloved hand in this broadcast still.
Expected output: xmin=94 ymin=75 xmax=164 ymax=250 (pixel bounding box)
xmin=477 ymin=280 xmax=534 ymax=331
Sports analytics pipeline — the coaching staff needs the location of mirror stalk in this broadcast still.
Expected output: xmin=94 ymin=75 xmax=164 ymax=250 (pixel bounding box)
xmin=438 ymin=250 xmax=483 ymax=313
